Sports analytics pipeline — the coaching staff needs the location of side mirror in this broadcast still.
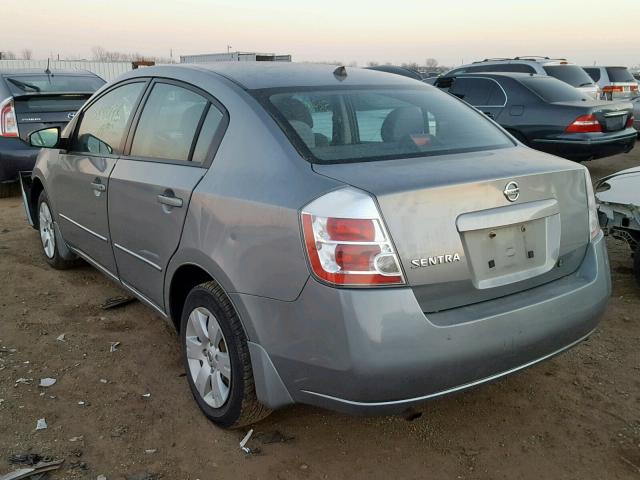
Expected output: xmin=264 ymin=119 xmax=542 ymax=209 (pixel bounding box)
xmin=29 ymin=127 xmax=61 ymax=148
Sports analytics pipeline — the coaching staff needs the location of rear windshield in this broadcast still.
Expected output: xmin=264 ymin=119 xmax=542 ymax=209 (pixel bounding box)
xmin=3 ymin=74 xmax=105 ymax=94
xmin=14 ymin=95 xmax=91 ymax=113
xmin=259 ymin=86 xmax=513 ymax=163
xmin=605 ymin=67 xmax=635 ymax=83
xmin=542 ymin=65 xmax=594 ymax=87
xmin=519 ymin=77 xmax=587 ymax=102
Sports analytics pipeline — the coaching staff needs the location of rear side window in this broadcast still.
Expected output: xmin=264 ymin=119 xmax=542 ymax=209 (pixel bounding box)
xmin=542 ymin=65 xmax=593 ymax=87
xmin=605 ymin=67 xmax=635 ymax=83
xmin=483 ymin=64 xmax=536 ymax=74
xmin=4 ymin=75 xmax=104 ymax=94
xmin=130 ymin=83 xmax=208 ymax=162
xmin=583 ymin=68 xmax=601 ymax=82
xmin=449 ymin=78 xmax=506 ymax=106
xmin=191 ymin=105 xmax=224 ymax=164
xmin=72 ymin=82 xmax=145 ymax=155
xmin=519 ymin=77 xmax=587 ymax=102
xmin=263 ymin=86 xmax=513 ymax=163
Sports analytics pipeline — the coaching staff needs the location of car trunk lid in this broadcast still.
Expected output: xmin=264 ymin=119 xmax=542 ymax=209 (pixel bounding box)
xmin=313 ymin=147 xmax=590 ymax=312
xmin=12 ymin=94 xmax=90 ymax=141
xmin=555 ymin=100 xmax=634 ymax=132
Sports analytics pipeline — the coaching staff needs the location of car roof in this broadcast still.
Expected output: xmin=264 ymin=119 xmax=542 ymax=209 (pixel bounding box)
xmin=450 ymin=72 xmax=547 ymax=80
xmin=0 ymin=68 xmax=100 ymax=77
xmin=470 ymin=57 xmax=574 ymax=65
xmin=126 ymin=63 xmax=426 ymax=90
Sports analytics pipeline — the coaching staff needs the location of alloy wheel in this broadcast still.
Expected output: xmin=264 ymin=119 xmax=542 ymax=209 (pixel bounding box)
xmin=39 ymin=201 xmax=56 ymax=259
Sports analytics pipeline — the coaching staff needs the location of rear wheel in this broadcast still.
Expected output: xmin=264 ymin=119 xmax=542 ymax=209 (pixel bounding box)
xmin=37 ymin=191 xmax=79 ymax=269
xmin=180 ymin=281 xmax=271 ymax=428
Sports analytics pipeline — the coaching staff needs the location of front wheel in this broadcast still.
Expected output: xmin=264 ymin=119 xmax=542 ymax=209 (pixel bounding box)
xmin=634 ymin=243 xmax=640 ymax=287
xmin=180 ymin=281 xmax=271 ymax=428
xmin=37 ymin=191 xmax=79 ymax=269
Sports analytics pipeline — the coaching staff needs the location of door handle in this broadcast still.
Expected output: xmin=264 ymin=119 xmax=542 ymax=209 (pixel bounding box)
xmin=91 ymin=182 xmax=106 ymax=192
xmin=157 ymin=194 xmax=183 ymax=208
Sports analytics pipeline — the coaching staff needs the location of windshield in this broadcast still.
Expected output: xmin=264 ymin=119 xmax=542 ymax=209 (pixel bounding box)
xmin=260 ymin=86 xmax=513 ymax=163
xmin=605 ymin=67 xmax=635 ymax=83
xmin=542 ymin=65 xmax=594 ymax=87
xmin=520 ymin=77 xmax=587 ymax=102
xmin=4 ymin=74 xmax=105 ymax=94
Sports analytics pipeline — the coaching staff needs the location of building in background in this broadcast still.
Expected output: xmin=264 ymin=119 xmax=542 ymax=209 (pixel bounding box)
xmin=180 ymin=51 xmax=292 ymax=64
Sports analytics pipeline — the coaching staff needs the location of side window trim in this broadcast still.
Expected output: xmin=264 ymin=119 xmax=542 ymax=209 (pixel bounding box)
xmin=457 ymin=76 xmax=508 ymax=108
xmin=67 ymin=78 xmax=151 ymax=157
xmin=122 ymin=77 xmax=229 ymax=168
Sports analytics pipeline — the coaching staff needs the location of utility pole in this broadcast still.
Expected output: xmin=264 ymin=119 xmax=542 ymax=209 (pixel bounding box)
xmin=227 ymin=44 xmax=232 ymax=53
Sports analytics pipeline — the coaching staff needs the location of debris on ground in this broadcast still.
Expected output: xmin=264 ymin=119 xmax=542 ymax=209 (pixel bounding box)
xmin=254 ymin=430 xmax=295 ymax=445
xmin=141 ymin=393 xmax=151 ymax=398
xmin=35 ymin=418 xmax=47 ymax=431
xmin=144 ymin=449 xmax=157 ymax=454
xmin=39 ymin=378 xmax=56 ymax=388
xmin=109 ymin=342 xmax=121 ymax=353
xmin=125 ymin=473 xmax=158 ymax=480
xmin=69 ymin=436 xmax=84 ymax=442
xmin=56 ymin=334 xmax=65 ymax=342
xmin=97 ymin=475 xmax=107 ymax=480
xmin=101 ymin=296 xmax=136 ymax=310
xmin=8 ymin=453 xmax=49 ymax=466
xmin=14 ymin=378 xmax=32 ymax=386
xmin=0 ymin=459 xmax=63 ymax=480
xmin=240 ymin=429 xmax=256 ymax=454
xmin=99 ymin=379 xmax=108 ymax=384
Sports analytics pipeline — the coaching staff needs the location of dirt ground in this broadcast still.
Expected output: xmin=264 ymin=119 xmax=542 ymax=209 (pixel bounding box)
xmin=1 ymin=148 xmax=640 ymax=480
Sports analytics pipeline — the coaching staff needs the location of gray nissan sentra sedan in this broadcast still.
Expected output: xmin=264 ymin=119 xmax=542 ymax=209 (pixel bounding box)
xmin=20 ymin=63 xmax=611 ymax=428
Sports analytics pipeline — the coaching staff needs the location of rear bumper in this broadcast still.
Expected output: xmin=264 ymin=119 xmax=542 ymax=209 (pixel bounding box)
xmin=235 ymin=233 xmax=610 ymax=414
xmin=0 ymin=137 xmax=39 ymax=183
xmin=531 ymin=130 xmax=637 ymax=160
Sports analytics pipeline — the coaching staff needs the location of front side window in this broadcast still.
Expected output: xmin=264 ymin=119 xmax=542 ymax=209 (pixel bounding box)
xmin=262 ymin=86 xmax=513 ymax=163
xmin=72 ymin=82 xmax=145 ymax=155
xmin=130 ymin=83 xmax=208 ymax=161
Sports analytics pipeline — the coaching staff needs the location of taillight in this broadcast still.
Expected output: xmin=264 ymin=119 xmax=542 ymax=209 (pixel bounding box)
xmin=0 ymin=97 xmax=18 ymax=137
xmin=626 ymin=115 xmax=634 ymax=128
xmin=565 ymin=114 xmax=602 ymax=133
xmin=584 ymin=168 xmax=600 ymax=241
xmin=602 ymin=85 xmax=624 ymax=93
xmin=301 ymin=188 xmax=405 ymax=286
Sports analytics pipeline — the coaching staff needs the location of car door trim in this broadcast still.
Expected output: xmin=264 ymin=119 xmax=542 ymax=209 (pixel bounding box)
xmin=59 ymin=213 xmax=108 ymax=242
xmin=68 ymin=245 xmax=118 ymax=282
xmin=114 ymin=242 xmax=163 ymax=271
xmin=121 ymin=279 xmax=167 ymax=317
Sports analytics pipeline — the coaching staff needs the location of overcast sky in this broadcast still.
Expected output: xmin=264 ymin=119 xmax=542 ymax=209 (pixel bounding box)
xmin=3 ymin=0 xmax=639 ymax=67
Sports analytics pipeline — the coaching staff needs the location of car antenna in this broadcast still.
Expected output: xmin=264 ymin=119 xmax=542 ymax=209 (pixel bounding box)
xmin=333 ymin=65 xmax=347 ymax=81
xmin=44 ymin=58 xmax=53 ymax=78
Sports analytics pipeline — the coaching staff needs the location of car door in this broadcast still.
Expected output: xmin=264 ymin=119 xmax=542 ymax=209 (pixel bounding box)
xmin=49 ymin=80 xmax=147 ymax=276
xmin=108 ymin=80 xmax=227 ymax=311
xmin=449 ymin=77 xmax=507 ymax=121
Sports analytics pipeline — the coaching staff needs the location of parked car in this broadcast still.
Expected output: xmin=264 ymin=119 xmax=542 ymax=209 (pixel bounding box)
xmin=632 ymin=96 xmax=640 ymax=134
xmin=435 ymin=72 xmax=636 ymax=161
xmin=21 ymin=63 xmax=610 ymax=428
xmin=596 ymin=167 xmax=640 ymax=283
xmin=444 ymin=57 xmax=599 ymax=99
xmin=365 ymin=65 xmax=423 ymax=81
xmin=582 ymin=66 xmax=639 ymax=100
xmin=0 ymin=68 xmax=105 ymax=197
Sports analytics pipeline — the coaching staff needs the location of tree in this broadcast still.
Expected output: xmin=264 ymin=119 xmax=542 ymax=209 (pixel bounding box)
xmin=366 ymin=61 xmax=379 ymax=67
xmin=1 ymin=51 xmax=17 ymax=60
xmin=425 ymin=58 xmax=439 ymax=69
xmin=21 ymin=49 xmax=33 ymax=60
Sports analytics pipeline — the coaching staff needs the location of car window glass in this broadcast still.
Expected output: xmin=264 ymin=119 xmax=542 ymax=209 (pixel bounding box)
xmin=605 ymin=67 xmax=634 ymax=83
xmin=486 ymin=82 xmax=507 ymax=105
xmin=584 ymin=68 xmax=601 ymax=82
xmin=542 ymin=65 xmax=593 ymax=87
xmin=72 ymin=82 xmax=144 ymax=155
xmin=484 ymin=64 xmax=536 ymax=73
xmin=520 ymin=77 xmax=587 ymax=102
xmin=191 ymin=105 xmax=224 ymax=164
xmin=265 ymin=87 xmax=512 ymax=163
xmin=130 ymin=83 xmax=208 ymax=161
xmin=449 ymin=78 xmax=496 ymax=105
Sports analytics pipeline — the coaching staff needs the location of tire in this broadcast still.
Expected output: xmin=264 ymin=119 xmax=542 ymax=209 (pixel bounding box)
xmin=180 ymin=281 xmax=271 ymax=428
xmin=37 ymin=191 xmax=79 ymax=269
xmin=0 ymin=181 xmax=20 ymax=198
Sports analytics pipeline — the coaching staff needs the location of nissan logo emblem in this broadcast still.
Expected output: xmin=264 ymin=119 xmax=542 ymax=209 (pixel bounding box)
xmin=504 ymin=181 xmax=520 ymax=202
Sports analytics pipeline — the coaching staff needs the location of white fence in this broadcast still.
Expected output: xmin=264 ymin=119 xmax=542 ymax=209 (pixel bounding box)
xmin=0 ymin=60 xmax=134 ymax=82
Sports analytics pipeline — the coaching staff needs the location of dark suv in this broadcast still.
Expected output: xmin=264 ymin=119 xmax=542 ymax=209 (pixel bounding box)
xmin=0 ymin=69 xmax=105 ymax=196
